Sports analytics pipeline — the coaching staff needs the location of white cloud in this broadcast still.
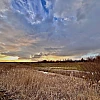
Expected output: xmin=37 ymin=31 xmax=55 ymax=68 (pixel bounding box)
xmin=0 ymin=0 xmax=100 ymax=60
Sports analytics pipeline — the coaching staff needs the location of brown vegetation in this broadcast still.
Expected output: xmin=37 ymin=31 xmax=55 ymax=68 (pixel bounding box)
xmin=0 ymin=63 xmax=100 ymax=100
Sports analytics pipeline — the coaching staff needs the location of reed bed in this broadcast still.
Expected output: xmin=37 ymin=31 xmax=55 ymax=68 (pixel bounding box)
xmin=0 ymin=67 xmax=100 ymax=100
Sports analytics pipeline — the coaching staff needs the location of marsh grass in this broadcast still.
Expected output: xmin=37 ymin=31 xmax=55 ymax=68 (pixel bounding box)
xmin=0 ymin=64 xmax=100 ymax=100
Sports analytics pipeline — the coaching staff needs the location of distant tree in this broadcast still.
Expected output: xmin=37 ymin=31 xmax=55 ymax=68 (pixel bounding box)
xmin=42 ymin=60 xmax=48 ymax=63
xmin=95 ymin=55 xmax=100 ymax=63
xmin=81 ymin=58 xmax=84 ymax=62
xmin=87 ymin=57 xmax=94 ymax=62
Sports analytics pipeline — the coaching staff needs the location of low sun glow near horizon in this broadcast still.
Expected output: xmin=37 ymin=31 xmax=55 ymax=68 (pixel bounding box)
xmin=0 ymin=53 xmax=98 ymax=62
xmin=0 ymin=53 xmax=78 ymax=62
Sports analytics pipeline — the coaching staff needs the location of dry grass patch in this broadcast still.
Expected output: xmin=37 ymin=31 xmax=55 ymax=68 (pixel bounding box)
xmin=0 ymin=67 xmax=100 ymax=100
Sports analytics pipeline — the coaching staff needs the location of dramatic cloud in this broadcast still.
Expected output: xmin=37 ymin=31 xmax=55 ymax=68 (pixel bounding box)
xmin=0 ymin=0 xmax=100 ymax=61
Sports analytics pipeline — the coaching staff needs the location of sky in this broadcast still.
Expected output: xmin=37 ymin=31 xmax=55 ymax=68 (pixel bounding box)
xmin=0 ymin=0 xmax=100 ymax=62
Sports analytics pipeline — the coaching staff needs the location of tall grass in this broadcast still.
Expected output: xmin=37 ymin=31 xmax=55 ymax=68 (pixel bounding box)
xmin=0 ymin=66 xmax=100 ymax=100
xmin=81 ymin=56 xmax=100 ymax=82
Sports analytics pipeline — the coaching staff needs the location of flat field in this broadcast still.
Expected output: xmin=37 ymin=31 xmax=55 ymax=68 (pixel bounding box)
xmin=0 ymin=63 xmax=100 ymax=100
